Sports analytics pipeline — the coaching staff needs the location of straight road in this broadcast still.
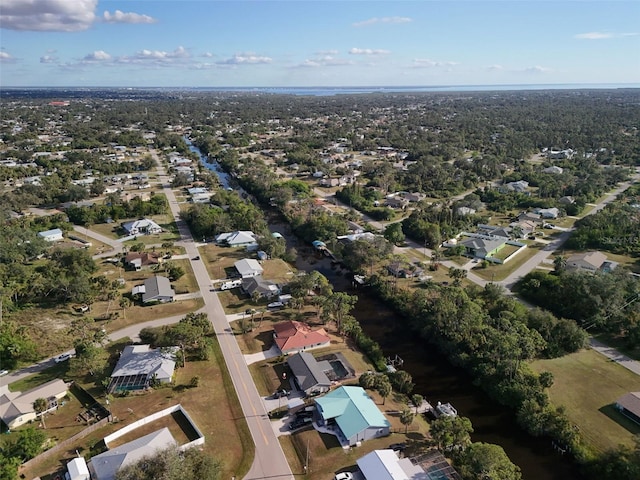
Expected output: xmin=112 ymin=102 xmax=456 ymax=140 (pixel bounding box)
xmin=152 ymin=152 xmax=294 ymax=480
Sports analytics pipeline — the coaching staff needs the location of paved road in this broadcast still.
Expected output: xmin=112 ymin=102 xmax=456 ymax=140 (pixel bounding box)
xmin=73 ymin=225 xmax=123 ymax=259
xmin=152 ymin=152 xmax=294 ymax=480
xmin=589 ymin=338 xmax=640 ymax=375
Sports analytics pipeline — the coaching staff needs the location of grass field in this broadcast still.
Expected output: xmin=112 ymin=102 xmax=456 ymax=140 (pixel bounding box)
xmin=531 ymin=348 xmax=640 ymax=453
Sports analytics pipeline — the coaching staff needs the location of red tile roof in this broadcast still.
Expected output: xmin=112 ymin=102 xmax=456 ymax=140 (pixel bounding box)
xmin=273 ymin=320 xmax=330 ymax=354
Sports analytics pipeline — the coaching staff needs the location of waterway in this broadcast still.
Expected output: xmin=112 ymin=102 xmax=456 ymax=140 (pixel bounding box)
xmin=188 ymin=139 xmax=584 ymax=480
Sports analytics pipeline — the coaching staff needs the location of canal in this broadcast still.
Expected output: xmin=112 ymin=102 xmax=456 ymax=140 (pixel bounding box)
xmin=189 ymin=139 xmax=584 ymax=480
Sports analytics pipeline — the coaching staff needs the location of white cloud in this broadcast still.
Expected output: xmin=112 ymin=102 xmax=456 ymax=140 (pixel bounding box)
xmin=412 ymin=58 xmax=458 ymax=68
xmin=295 ymin=55 xmax=353 ymax=68
xmin=486 ymin=64 xmax=503 ymax=71
xmin=523 ymin=65 xmax=551 ymax=73
xmin=217 ymin=53 xmax=272 ymax=65
xmin=0 ymin=51 xmax=16 ymax=63
xmin=575 ymin=31 xmax=639 ymax=40
xmin=316 ymin=49 xmax=339 ymax=56
xmin=574 ymin=32 xmax=614 ymax=40
xmin=40 ymin=54 xmax=59 ymax=64
xmin=349 ymin=48 xmax=390 ymax=55
xmin=83 ymin=50 xmax=111 ymax=62
xmin=201 ymin=52 xmax=214 ymax=58
xmin=0 ymin=0 xmax=97 ymax=32
xmin=353 ymin=16 xmax=412 ymax=27
xmin=103 ymin=10 xmax=156 ymax=24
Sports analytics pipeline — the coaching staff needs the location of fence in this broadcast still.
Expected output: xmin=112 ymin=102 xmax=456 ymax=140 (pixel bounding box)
xmin=20 ymin=416 xmax=110 ymax=473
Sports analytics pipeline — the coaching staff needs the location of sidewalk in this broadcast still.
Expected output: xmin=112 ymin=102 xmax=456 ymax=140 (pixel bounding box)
xmin=589 ymin=338 xmax=640 ymax=376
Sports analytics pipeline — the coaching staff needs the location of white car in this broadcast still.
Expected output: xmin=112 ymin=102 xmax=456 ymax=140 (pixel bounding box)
xmin=0 ymin=369 xmax=9 ymax=377
xmin=334 ymin=473 xmax=354 ymax=480
xmin=54 ymin=353 xmax=72 ymax=363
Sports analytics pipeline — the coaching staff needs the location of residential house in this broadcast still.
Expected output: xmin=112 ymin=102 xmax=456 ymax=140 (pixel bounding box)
xmin=337 ymin=232 xmax=377 ymax=243
xmin=536 ymin=207 xmax=560 ymax=219
xmin=385 ymin=196 xmax=409 ymax=210
xmin=559 ymin=196 xmax=575 ymax=205
xmin=287 ymin=352 xmax=332 ymax=396
xmin=509 ymin=220 xmax=538 ymax=237
xmin=89 ymin=428 xmax=176 ymax=480
xmin=0 ymin=379 xmax=69 ymax=429
xmin=137 ymin=276 xmax=175 ymax=303
xmin=357 ymin=449 xmax=429 ymax=480
xmin=402 ymin=192 xmax=427 ymax=203
xmin=124 ymin=252 xmax=162 ymax=271
xmin=38 ymin=228 xmax=64 ymax=242
xmin=543 ymin=165 xmax=564 ymax=174
xmin=241 ymin=276 xmax=280 ymax=299
xmin=456 ymin=206 xmax=476 ymax=216
xmin=273 ymin=320 xmax=331 ymax=355
xmin=460 ymin=236 xmax=507 ymax=260
xmin=565 ymin=251 xmax=608 ymax=273
xmin=477 ymin=224 xmax=513 ymax=239
xmin=516 ymin=211 xmax=543 ymax=224
xmin=315 ymin=386 xmax=391 ymax=446
xmin=500 ymin=180 xmax=529 ymax=193
xmin=215 ymin=230 xmax=257 ymax=248
xmin=616 ymin=392 xmax=640 ymax=425
xmin=234 ymin=258 xmax=264 ymax=278
xmin=121 ymin=218 xmax=162 ymax=236
xmin=108 ymin=345 xmax=177 ymax=393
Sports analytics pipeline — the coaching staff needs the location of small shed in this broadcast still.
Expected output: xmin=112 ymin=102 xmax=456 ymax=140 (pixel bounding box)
xmin=66 ymin=457 xmax=90 ymax=480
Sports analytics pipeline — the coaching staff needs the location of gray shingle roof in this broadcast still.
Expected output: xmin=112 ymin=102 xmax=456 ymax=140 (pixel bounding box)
xmin=287 ymin=352 xmax=332 ymax=392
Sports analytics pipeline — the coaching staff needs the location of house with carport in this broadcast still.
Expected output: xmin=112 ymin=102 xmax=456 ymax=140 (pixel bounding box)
xmin=132 ymin=275 xmax=175 ymax=303
xmin=315 ymin=385 xmax=390 ymax=446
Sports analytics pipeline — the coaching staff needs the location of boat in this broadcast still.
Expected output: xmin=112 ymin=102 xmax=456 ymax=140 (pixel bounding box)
xmin=434 ymin=401 xmax=458 ymax=418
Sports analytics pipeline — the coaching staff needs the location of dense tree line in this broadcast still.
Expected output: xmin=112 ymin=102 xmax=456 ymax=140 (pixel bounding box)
xmin=516 ymin=269 xmax=640 ymax=346
xmin=66 ymin=194 xmax=168 ymax=225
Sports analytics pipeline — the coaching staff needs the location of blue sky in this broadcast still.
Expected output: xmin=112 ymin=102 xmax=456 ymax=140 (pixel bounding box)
xmin=1 ymin=0 xmax=639 ymax=87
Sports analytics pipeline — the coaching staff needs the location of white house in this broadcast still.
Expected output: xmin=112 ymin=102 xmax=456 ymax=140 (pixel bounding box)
xmin=38 ymin=228 xmax=64 ymax=242
xmin=215 ymin=230 xmax=257 ymax=247
xmin=536 ymin=207 xmax=560 ymax=219
xmin=121 ymin=218 xmax=162 ymax=236
xmin=234 ymin=258 xmax=263 ymax=278
xmin=357 ymin=449 xmax=427 ymax=480
xmin=108 ymin=345 xmax=178 ymax=393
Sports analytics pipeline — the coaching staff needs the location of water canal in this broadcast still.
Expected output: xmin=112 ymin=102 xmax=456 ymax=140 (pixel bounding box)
xmin=189 ymin=140 xmax=584 ymax=480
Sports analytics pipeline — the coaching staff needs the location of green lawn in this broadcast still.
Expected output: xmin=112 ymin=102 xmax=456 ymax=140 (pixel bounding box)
xmin=531 ymin=348 xmax=640 ymax=453
xmin=472 ymin=243 xmax=542 ymax=281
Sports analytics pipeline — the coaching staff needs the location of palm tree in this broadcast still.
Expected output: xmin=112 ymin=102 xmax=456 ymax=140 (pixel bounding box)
xmin=400 ymin=407 xmax=415 ymax=433
xmin=33 ymin=398 xmax=48 ymax=429
xmin=119 ymin=296 xmax=132 ymax=320
xmin=553 ymin=255 xmax=566 ymax=273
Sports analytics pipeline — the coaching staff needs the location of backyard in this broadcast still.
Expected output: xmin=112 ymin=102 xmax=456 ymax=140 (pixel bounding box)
xmin=531 ymin=348 xmax=640 ymax=454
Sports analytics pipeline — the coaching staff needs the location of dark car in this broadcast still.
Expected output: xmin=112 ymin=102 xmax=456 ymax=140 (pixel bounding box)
xmin=289 ymin=417 xmax=312 ymax=430
xmin=295 ymin=410 xmax=314 ymax=420
xmin=192 ymin=256 xmax=200 ymax=260
xmin=271 ymin=389 xmax=289 ymax=399
xmin=389 ymin=442 xmax=408 ymax=452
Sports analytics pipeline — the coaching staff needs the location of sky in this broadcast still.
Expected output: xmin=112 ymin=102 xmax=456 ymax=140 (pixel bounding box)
xmin=1 ymin=0 xmax=639 ymax=88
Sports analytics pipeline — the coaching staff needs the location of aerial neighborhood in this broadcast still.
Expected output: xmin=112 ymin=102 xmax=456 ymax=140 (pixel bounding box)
xmin=1 ymin=88 xmax=639 ymax=480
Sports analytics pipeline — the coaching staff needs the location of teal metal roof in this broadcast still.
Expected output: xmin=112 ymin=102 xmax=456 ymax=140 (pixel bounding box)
xmin=316 ymin=386 xmax=390 ymax=440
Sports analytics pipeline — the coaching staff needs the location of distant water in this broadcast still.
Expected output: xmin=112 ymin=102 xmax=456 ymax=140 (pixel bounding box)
xmin=190 ymin=84 xmax=640 ymax=96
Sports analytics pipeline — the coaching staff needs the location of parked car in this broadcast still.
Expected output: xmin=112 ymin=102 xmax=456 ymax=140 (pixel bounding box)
xmin=289 ymin=417 xmax=313 ymax=430
xmin=0 ymin=369 xmax=9 ymax=377
xmin=271 ymin=389 xmax=289 ymax=399
xmin=54 ymin=353 xmax=72 ymax=363
xmin=192 ymin=256 xmax=200 ymax=260
xmin=267 ymin=301 xmax=284 ymax=310
xmin=295 ymin=410 xmax=314 ymax=420
xmin=389 ymin=442 xmax=408 ymax=452
xmin=334 ymin=472 xmax=354 ymax=480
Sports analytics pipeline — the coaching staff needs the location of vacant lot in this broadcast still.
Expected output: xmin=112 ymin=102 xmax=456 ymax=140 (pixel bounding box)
xmin=531 ymin=348 xmax=640 ymax=453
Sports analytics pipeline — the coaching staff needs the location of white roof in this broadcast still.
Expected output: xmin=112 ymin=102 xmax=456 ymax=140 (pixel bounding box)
xmin=67 ymin=457 xmax=90 ymax=480
xmin=234 ymin=258 xmax=263 ymax=276
xmin=357 ymin=449 xmax=428 ymax=480
xmin=111 ymin=345 xmax=177 ymax=380
xmin=0 ymin=379 xmax=68 ymax=426
xmin=38 ymin=228 xmax=63 ymax=237
xmin=216 ymin=230 xmax=256 ymax=245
